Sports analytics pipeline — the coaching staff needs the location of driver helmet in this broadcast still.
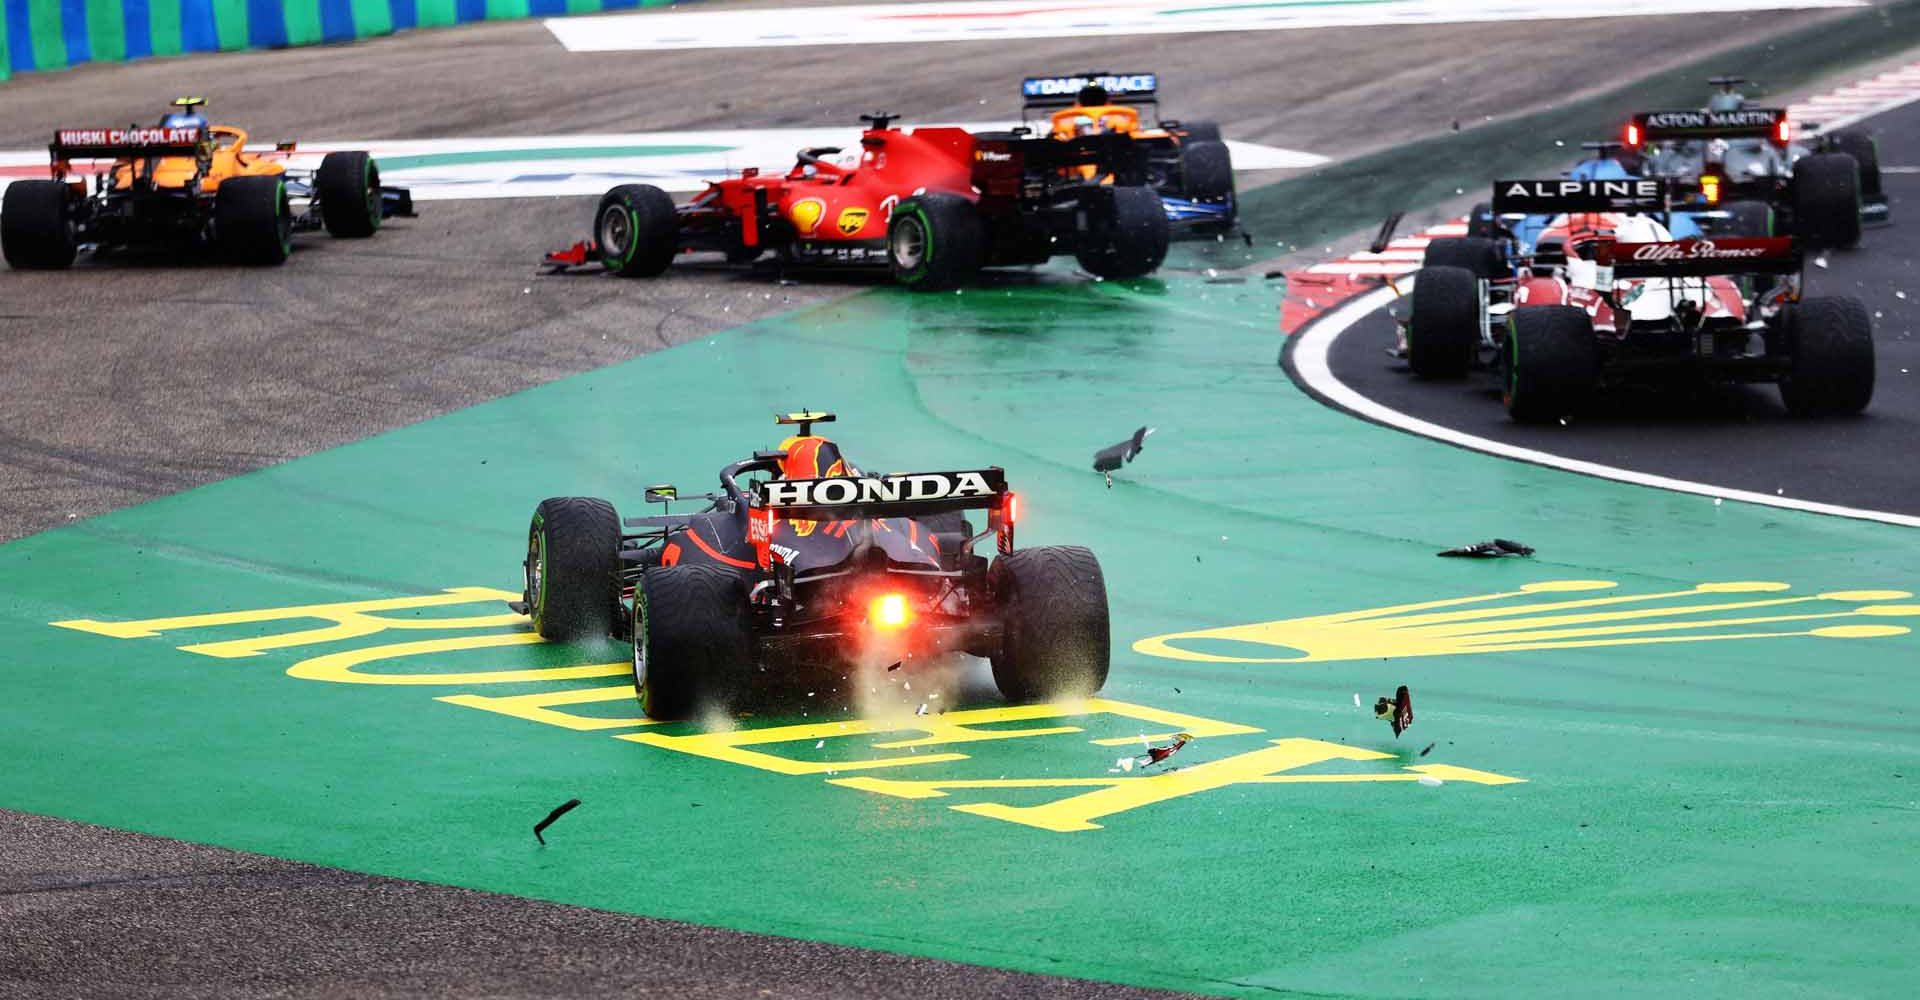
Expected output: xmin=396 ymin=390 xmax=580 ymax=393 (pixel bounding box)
xmin=161 ymin=99 xmax=208 ymax=131
xmin=778 ymin=435 xmax=854 ymax=480
xmin=1707 ymin=90 xmax=1744 ymax=112
xmin=1076 ymin=83 xmax=1110 ymax=107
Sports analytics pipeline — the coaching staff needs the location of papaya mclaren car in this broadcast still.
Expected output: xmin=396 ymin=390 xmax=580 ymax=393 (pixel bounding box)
xmin=542 ymin=113 xmax=1169 ymax=290
xmin=1402 ymin=178 xmax=1873 ymax=422
xmin=2 ymin=98 xmax=413 ymax=269
xmin=509 ymin=412 xmax=1112 ymax=720
xmin=1019 ymin=71 xmax=1238 ymax=238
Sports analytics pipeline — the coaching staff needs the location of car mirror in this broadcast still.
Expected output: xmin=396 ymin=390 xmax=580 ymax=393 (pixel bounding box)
xmin=644 ymin=485 xmax=677 ymax=504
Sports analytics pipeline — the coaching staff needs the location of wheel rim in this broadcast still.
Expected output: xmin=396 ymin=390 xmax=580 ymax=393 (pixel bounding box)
xmin=364 ymin=162 xmax=381 ymax=225
xmin=526 ymin=529 xmax=546 ymax=624
xmin=598 ymin=206 xmax=632 ymax=262
xmin=890 ymin=215 xmax=927 ymax=271
xmin=632 ymin=597 xmax=651 ymax=712
xmin=276 ymin=185 xmax=292 ymax=254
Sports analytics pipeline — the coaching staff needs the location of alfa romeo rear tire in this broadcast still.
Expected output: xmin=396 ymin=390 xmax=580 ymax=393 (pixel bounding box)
xmin=1779 ymin=296 xmax=1874 ymax=417
xmin=525 ymin=496 xmax=622 ymax=642
xmin=597 ymin=184 xmax=679 ymax=277
xmin=1 ymin=180 xmax=76 ymax=269
xmin=633 ymin=565 xmax=755 ymax=720
xmin=990 ymin=546 xmax=1110 ymax=702
xmin=888 ymin=193 xmax=985 ymax=291
xmin=1408 ymin=265 xmax=1481 ymax=379
xmin=1504 ymin=306 xmax=1596 ymax=424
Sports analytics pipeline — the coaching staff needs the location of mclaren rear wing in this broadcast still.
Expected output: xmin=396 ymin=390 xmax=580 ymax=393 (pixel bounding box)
xmin=1020 ymin=72 xmax=1159 ymax=111
xmin=1607 ymin=237 xmax=1802 ymax=278
xmin=50 ymin=125 xmax=209 ymax=159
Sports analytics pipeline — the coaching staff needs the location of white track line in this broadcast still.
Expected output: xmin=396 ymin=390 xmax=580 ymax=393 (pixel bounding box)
xmin=1288 ymin=277 xmax=1920 ymax=529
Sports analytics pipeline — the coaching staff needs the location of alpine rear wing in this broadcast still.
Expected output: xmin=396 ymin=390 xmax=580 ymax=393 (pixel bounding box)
xmin=1021 ymin=72 xmax=1159 ymax=110
xmin=1607 ymin=237 xmax=1802 ymax=278
xmin=1491 ymin=178 xmax=1669 ymax=215
xmin=754 ymin=468 xmax=1009 ymax=521
xmin=1627 ymin=107 xmax=1790 ymax=144
xmin=49 ymin=125 xmax=209 ymax=159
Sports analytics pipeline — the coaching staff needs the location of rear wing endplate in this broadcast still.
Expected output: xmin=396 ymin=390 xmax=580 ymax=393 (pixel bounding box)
xmin=1491 ymin=178 xmax=1668 ymax=215
xmin=754 ymin=468 xmax=1008 ymax=521
xmin=50 ymin=125 xmax=209 ymax=159
xmin=1609 ymin=238 xmax=1802 ymax=278
xmin=1021 ymin=72 xmax=1158 ymax=110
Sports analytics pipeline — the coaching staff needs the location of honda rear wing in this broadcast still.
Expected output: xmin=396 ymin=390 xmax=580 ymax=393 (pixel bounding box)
xmin=1491 ymin=178 xmax=1669 ymax=215
xmin=1606 ymin=237 xmax=1802 ymax=278
xmin=1021 ymin=72 xmax=1159 ymax=111
xmin=1627 ymin=107 xmax=1790 ymax=145
xmin=755 ymin=468 xmax=1009 ymax=521
xmin=49 ymin=125 xmax=209 ymax=160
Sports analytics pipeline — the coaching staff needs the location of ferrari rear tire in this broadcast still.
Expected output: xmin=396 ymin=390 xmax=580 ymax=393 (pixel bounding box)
xmin=1504 ymin=306 xmax=1596 ymax=424
xmin=1076 ymin=186 xmax=1169 ymax=280
xmin=1 ymin=180 xmax=77 ymax=269
xmin=1792 ymin=152 xmax=1862 ymax=250
xmin=215 ymin=176 xmax=292 ymax=266
xmin=1779 ymin=296 xmax=1874 ymax=417
xmin=525 ymin=496 xmax=622 ymax=642
xmin=1407 ymin=265 xmax=1480 ymax=379
xmin=888 ymin=193 xmax=985 ymax=291
xmin=1179 ymin=140 xmax=1235 ymax=204
xmin=316 ymin=150 xmax=381 ymax=238
xmin=1421 ymin=236 xmax=1502 ymax=279
xmin=597 ymin=184 xmax=679 ymax=277
xmin=990 ymin=546 xmax=1111 ymax=703
xmin=634 ymin=565 xmax=755 ymax=720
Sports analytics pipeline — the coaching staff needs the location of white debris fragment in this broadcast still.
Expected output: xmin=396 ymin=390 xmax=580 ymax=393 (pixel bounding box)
xmin=1776 ymin=487 xmax=1785 ymax=495
xmin=1417 ymin=775 xmax=1444 ymax=787
xmin=1353 ymin=693 xmax=1363 ymax=709
xmin=1899 ymin=291 xmax=1910 ymax=300
xmin=1713 ymin=497 xmax=1724 ymax=506
xmin=521 ymin=287 xmax=531 ymax=294
xmin=1813 ymin=255 xmax=1830 ymax=269
xmin=915 ymin=703 xmax=929 ymax=716
xmin=1117 ymin=757 xmax=1136 ymax=773
xmin=815 ymin=740 xmax=825 ymax=749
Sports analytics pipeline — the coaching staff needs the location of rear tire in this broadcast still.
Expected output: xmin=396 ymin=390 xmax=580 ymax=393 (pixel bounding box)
xmin=1792 ymin=152 xmax=1862 ymax=249
xmin=316 ymin=151 xmax=381 ymax=237
xmin=215 ymin=176 xmax=292 ymax=266
xmin=1504 ymin=306 xmax=1596 ymax=424
xmin=888 ymin=193 xmax=985 ymax=291
xmin=1779 ymin=296 xmax=1874 ymax=417
xmin=1421 ymin=236 xmax=1503 ymax=279
xmin=1178 ymin=121 xmax=1221 ymax=142
xmin=633 ymin=565 xmax=755 ymax=720
xmin=597 ymin=184 xmax=679 ymax=277
xmin=1408 ymin=265 xmax=1481 ymax=378
xmin=1075 ymin=186 xmax=1169 ymax=280
xmin=1 ymin=180 xmax=77 ymax=269
xmin=990 ymin=546 xmax=1111 ymax=703
xmin=1179 ymin=139 xmax=1235 ymax=204
xmin=1719 ymin=200 xmax=1773 ymax=237
xmin=525 ymin=496 xmax=622 ymax=642
xmin=1825 ymin=129 xmax=1882 ymax=202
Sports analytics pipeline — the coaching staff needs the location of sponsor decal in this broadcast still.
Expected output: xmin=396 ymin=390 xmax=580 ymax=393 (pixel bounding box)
xmin=760 ymin=470 xmax=999 ymax=508
xmin=1639 ymin=108 xmax=1783 ymax=132
xmin=836 ymin=206 xmax=871 ymax=236
xmin=1498 ymin=179 xmax=1662 ymax=200
xmin=1022 ymin=73 xmax=1158 ymax=99
xmin=1622 ymin=238 xmax=1782 ymax=262
xmin=788 ymin=197 xmax=826 ymax=236
xmin=49 ymin=586 xmax=1528 ymax=833
xmin=976 ymin=150 xmax=1014 ymax=162
xmin=54 ymin=126 xmax=205 ymax=148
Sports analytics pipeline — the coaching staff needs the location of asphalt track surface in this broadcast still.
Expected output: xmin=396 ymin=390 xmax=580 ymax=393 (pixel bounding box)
xmin=1321 ymin=98 xmax=1920 ymax=518
xmin=0 ymin=4 xmax=1901 ymax=996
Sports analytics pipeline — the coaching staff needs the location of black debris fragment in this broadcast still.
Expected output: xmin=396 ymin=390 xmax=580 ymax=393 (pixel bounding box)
xmin=885 ymin=661 xmax=903 ymax=672
xmin=1438 ymin=538 xmax=1535 ymax=558
xmin=533 ymin=798 xmax=582 ymax=845
xmin=1092 ymin=426 xmax=1155 ymax=488
xmin=1373 ymin=685 xmax=1413 ymax=737
xmin=1419 ymin=742 xmax=1436 ymax=757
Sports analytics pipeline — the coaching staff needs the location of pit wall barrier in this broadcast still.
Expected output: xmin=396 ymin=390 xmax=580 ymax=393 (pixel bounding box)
xmin=2 ymin=0 xmax=669 ymax=81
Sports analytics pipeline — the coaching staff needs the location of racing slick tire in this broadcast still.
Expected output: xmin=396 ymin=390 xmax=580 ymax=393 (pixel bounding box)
xmin=1421 ymin=236 xmax=1502 ymax=279
xmin=1504 ymin=306 xmax=1596 ymax=424
xmin=888 ymin=193 xmax=985 ymax=290
xmin=1825 ymin=129 xmax=1883 ymax=203
xmin=524 ymin=496 xmax=622 ymax=642
xmin=1792 ymin=152 xmax=1862 ymax=250
xmin=1179 ymin=140 xmax=1235 ymax=205
xmin=633 ymin=564 xmax=755 ymax=720
xmin=989 ymin=546 xmax=1111 ymax=703
xmin=1779 ymin=296 xmax=1875 ymax=417
xmin=1466 ymin=202 xmax=1497 ymax=240
xmin=215 ymin=176 xmax=292 ymax=266
xmin=597 ymin=184 xmax=679 ymax=277
xmin=1720 ymin=200 xmax=1774 ymax=237
xmin=316 ymin=150 xmax=382 ymax=238
xmin=1178 ymin=121 xmax=1222 ymax=142
xmin=1076 ymin=186 xmax=1169 ymax=280
xmin=1407 ymin=265 xmax=1481 ymax=379
xmin=1 ymin=180 xmax=77 ymax=270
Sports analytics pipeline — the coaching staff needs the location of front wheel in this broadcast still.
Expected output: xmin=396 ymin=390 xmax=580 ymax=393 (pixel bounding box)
xmin=888 ymin=193 xmax=985 ymax=291
xmin=633 ymin=565 xmax=755 ymax=720
xmin=1504 ymin=306 xmax=1596 ymax=424
xmin=597 ymin=184 xmax=679 ymax=277
xmin=990 ymin=546 xmax=1111 ymax=703
xmin=1 ymin=180 xmax=77 ymax=269
xmin=525 ymin=496 xmax=622 ymax=642
xmin=1779 ymin=296 xmax=1874 ymax=417
xmin=1075 ymin=186 xmax=1169 ymax=280
xmin=316 ymin=151 xmax=381 ymax=237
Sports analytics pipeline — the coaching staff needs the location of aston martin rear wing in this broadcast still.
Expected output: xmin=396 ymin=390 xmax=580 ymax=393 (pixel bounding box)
xmin=50 ymin=125 xmax=208 ymax=160
xmin=1629 ymin=107 xmax=1789 ymax=143
xmin=754 ymin=468 xmax=1010 ymax=521
xmin=1606 ymin=237 xmax=1802 ymax=278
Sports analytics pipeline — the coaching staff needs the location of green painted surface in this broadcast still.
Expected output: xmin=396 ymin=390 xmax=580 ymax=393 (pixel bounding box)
xmin=373 ymin=144 xmax=734 ymax=171
xmin=2 ymin=13 xmax=11 ymax=80
xmin=27 ymin=1 xmax=65 ymax=73
xmin=282 ymin=0 xmax=324 ymax=46
xmin=210 ymin=0 xmax=248 ymax=51
xmin=148 ymin=0 xmax=183 ymax=56
xmin=414 ymin=0 xmax=459 ymax=28
xmin=487 ymin=0 xmax=531 ymax=19
xmin=348 ymin=0 xmax=391 ymax=37
xmin=3 ymin=242 xmax=1918 ymax=995
xmin=85 ymin=0 xmax=127 ymax=62
xmin=565 ymin=0 xmax=601 ymax=12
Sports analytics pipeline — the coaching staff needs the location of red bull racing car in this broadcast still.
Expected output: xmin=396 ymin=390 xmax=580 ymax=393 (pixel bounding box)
xmin=510 ymin=412 xmax=1112 ymax=719
xmin=544 ymin=113 xmax=1168 ymax=290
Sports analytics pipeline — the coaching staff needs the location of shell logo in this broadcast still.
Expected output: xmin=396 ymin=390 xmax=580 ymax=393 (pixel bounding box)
xmin=789 ymin=198 xmax=827 ymax=236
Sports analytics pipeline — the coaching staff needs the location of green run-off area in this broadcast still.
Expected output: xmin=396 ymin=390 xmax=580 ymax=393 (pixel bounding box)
xmin=3 ymin=253 xmax=1918 ymax=996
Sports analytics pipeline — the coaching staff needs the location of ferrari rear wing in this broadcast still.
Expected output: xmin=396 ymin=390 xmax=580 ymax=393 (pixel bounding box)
xmin=50 ymin=125 xmax=208 ymax=159
xmin=1607 ymin=237 xmax=1802 ymax=278
xmin=755 ymin=468 xmax=1009 ymax=521
xmin=1491 ymin=178 xmax=1669 ymax=215
xmin=1021 ymin=72 xmax=1159 ymax=110
xmin=1628 ymin=107 xmax=1789 ymax=144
